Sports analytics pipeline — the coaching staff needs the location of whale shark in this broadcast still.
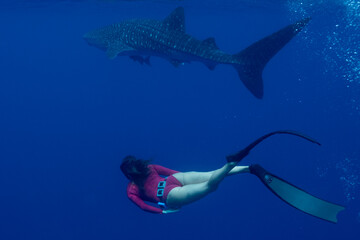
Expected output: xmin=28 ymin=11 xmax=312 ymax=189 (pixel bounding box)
xmin=84 ymin=7 xmax=310 ymax=98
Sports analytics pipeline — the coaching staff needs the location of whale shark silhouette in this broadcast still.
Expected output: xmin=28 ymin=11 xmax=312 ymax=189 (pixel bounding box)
xmin=84 ymin=7 xmax=310 ymax=98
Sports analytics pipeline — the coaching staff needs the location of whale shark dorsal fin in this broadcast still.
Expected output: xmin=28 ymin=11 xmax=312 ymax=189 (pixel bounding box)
xmin=202 ymin=37 xmax=219 ymax=49
xmin=163 ymin=7 xmax=185 ymax=32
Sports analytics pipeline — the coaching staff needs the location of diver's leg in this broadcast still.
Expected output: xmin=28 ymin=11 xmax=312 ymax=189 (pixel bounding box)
xmin=172 ymin=166 xmax=249 ymax=185
xmin=166 ymin=182 xmax=211 ymax=207
xmin=206 ymin=162 xmax=237 ymax=189
xmin=167 ymin=163 xmax=237 ymax=207
xmin=228 ymin=166 xmax=250 ymax=175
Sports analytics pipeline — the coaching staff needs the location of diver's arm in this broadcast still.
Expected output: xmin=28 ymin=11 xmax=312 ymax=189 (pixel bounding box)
xmin=162 ymin=209 xmax=180 ymax=214
xmin=127 ymin=193 xmax=163 ymax=214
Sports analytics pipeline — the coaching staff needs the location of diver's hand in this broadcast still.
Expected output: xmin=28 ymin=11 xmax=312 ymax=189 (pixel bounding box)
xmin=162 ymin=209 xmax=180 ymax=214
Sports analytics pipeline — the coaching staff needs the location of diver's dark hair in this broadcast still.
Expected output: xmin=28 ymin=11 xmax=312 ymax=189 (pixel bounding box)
xmin=120 ymin=155 xmax=151 ymax=189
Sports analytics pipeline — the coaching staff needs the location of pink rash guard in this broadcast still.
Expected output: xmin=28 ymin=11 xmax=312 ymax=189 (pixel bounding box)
xmin=126 ymin=164 xmax=182 ymax=214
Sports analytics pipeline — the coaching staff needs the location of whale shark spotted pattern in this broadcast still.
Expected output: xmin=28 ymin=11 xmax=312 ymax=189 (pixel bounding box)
xmin=84 ymin=7 xmax=310 ymax=98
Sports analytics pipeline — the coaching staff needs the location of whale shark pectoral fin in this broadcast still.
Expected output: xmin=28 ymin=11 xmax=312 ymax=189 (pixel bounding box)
xmin=204 ymin=62 xmax=217 ymax=70
xmin=129 ymin=56 xmax=151 ymax=66
xmin=169 ymin=59 xmax=185 ymax=67
xmin=163 ymin=7 xmax=185 ymax=32
xmin=106 ymin=42 xmax=134 ymax=59
xmin=106 ymin=49 xmax=119 ymax=59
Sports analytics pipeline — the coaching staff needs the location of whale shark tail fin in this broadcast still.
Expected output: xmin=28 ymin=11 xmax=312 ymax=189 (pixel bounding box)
xmin=233 ymin=17 xmax=311 ymax=99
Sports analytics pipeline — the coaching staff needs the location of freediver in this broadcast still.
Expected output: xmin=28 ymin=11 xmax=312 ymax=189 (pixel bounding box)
xmin=120 ymin=131 xmax=345 ymax=223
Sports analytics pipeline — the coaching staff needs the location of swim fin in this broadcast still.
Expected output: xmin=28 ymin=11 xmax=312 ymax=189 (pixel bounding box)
xmin=249 ymin=164 xmax=345 ymax=223
xmin=226 ymin=130 xmax=321 ymax=163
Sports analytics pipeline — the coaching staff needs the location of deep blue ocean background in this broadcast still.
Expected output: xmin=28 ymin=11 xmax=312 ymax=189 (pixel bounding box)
xmin=1 ymin=0 xmax=359 ymax=239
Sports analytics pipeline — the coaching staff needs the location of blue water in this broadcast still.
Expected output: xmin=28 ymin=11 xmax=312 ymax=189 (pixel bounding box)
xmin=0 ymin=0 xmax=359 ymax=239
